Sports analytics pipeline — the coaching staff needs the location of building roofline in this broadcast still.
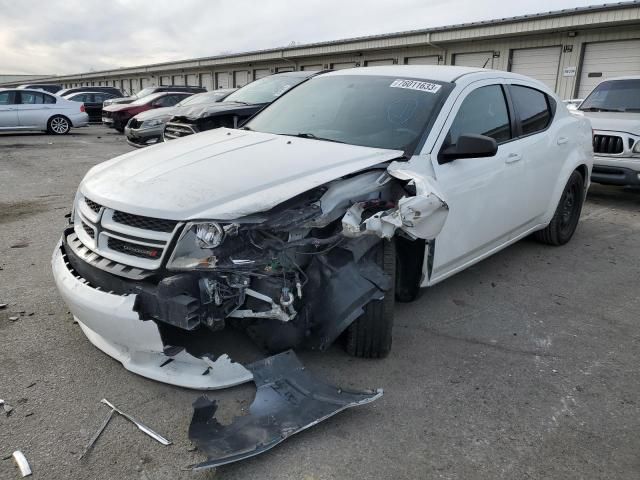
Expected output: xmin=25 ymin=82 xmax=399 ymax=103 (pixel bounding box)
xmin=5 ymin=1 xmax=640 ymax=84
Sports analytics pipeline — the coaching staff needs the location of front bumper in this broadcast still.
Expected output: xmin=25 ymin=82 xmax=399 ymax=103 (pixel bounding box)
xmin=592 ymin=155 xmax=640 ymax=185
xmin=51 ymin=239 xmax=253 ymax=389
xmin=124 ymin=125 xmax=164 ymax=148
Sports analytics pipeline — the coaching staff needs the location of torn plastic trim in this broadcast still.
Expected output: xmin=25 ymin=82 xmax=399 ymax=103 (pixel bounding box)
xmin=342 ymin=168 xmax=448 ymax=240
xmin=188 ymin=350 xmax=382 ymax=470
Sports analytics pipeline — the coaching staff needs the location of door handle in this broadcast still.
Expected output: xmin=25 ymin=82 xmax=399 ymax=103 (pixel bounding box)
xmin=557 ymin=136 xmax=569 ymax=145
xmin=505 ymin=153 xmax=522 ymax=164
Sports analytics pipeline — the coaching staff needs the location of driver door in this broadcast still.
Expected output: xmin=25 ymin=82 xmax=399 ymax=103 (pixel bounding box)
xmin=0 ymin=90 xmax=18 ymax=128
xmin=429 ymin=80 xmax=529 ymax=283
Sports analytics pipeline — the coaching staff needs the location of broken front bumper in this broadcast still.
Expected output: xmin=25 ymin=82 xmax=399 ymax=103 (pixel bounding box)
xmin=51 ymin=240 xmax=253 ymax=390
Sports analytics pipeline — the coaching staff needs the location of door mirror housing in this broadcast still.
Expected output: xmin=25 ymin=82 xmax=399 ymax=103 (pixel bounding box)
xmin=439 ymin=134 xmax=498 ymax=164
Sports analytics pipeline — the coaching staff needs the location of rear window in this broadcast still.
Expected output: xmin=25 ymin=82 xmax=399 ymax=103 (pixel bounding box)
xmin=510 ymin=85 xmax=553 ymax=136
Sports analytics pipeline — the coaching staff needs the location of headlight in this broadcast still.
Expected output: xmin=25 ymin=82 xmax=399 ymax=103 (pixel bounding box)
xmin=142 ymin=118 xmax=169 ymax=128
xmin=167 ymin=222 xmax=227 ymax=270
xmin=633 ymin=140 xmax=640 ymax=154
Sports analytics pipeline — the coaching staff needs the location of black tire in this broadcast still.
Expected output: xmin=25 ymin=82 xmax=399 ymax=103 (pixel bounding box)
xmin=344 ymin=239 xmax=396 ymax=358
xmin=47 ymin=115 xmax=71 ymax=135
xmin=534 ymin=170 xmax=585 ymax=246
xmin=395 ymin=236 xmax=425 ymax=303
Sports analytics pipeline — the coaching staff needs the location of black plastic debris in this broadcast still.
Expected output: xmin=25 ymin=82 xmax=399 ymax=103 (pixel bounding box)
xmin=188 ymin=350 xmax=382 ymax=470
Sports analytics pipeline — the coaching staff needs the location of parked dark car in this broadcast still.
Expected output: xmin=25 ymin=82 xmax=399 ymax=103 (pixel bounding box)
xmin=164 ymin=71 xmax=326 ymax=140
xmin=102 ymin=91 xmax=194 ymax=132
xmin=125 ymin=89 xmax=236 ymax=148
xmin=65 ymin=91 xmax=120 ymax=122
xmin=16 ymin=84 xmax=62 ymax=94
xmin=104 ymin=86 xmax=206 ymax=107
xmin=57 ymin=86 xmax=124 ymax=98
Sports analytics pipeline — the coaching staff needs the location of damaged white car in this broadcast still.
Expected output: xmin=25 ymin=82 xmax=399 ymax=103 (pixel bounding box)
xmin=52 ymin=66 xmax=593 ymax=390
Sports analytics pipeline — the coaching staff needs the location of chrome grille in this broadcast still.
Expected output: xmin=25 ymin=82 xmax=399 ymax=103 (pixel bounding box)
xmin=593 ymin=134 xmax=623 ymax=154
xmin=107 ymin=237 xmax=164 ymax=260
xmin=164 ymin=121 xmax=197 ymax=140
xmin=112 ymin=210 xmax=177 ymax=233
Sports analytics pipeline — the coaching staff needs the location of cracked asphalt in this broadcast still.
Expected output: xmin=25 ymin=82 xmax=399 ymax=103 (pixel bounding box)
xmin=1 ymin=126 xmax=639 ymax=479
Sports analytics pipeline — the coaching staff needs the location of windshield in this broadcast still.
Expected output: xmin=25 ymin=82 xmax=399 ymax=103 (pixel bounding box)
xmin=133 ymin=88 xmax=156 ymax=99
xmin=224 ymin=75 xmax=309 ymax=104
xmin=131 ymin=92 xmax=164 ymax=105
xmin=246 ymin=75 xmax=451 ymax=153
xmin=580 ymin=79 xmax=640 ymax=112
xmin=177 ymin=91 xmax=226 ymax=106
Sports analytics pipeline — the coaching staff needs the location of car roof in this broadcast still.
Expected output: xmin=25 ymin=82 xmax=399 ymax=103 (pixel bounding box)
xmin=66 ymin=90 xmax=115 ymax=96
xmin=143 ymin=91 xmax=192 ymax=100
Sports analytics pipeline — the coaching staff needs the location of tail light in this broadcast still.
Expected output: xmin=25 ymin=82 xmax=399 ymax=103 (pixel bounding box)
xmin=80 ymin=104 xmax=85 ymax=112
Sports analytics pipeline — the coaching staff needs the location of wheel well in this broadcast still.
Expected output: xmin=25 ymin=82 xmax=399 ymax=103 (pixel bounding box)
xmin=575 ymin=164 xmax=588 ymax=186
xmin=48 ymin=114 xmax=72 ymax=130
xmin=395 ymin=235 xmax=426 ymax=302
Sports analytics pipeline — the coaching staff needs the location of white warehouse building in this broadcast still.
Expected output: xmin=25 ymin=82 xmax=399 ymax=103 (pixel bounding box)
xmin=4 ymin=1 xmax=640 ymax=99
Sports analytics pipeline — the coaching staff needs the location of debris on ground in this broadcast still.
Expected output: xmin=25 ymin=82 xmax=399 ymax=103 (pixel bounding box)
xmin=8 ymin=317 xmax=19 ymax=322
xmin=11 ymin=451 xmax=32 ymax=477
xmin=1 ymin=399 xmax=14 ymax=416
xmin=80 ymin=409 xmax=116 ymax=460
xmin=0 ymin=303 xmax=7 ymax=309
xmin=188 ymin=350 xmax=382 ymax=470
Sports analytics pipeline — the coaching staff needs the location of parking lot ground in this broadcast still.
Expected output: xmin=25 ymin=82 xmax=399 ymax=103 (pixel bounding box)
xmin=1 ymin=125 xmax=639 ymax=480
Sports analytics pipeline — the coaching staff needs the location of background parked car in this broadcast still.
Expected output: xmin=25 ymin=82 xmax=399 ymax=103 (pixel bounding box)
xmin=65 ymin=91 xmax=120 ymax=122
xmin=102 ymin=91 xmax=194 ymax=132
xmin=57 ymin=86 xmax=123 ymax=98
xmin=103 ymin=85 xmax=206 ymax=107
xmin=0 ymin=88 xmax=88 ymax=134
xmin=125 ymin=88 xmax=236 ymax=147
xmin=164 ymin=71 xmax=326 ymax=140
xmin=16 ymin=84 xmax=62 ymax=94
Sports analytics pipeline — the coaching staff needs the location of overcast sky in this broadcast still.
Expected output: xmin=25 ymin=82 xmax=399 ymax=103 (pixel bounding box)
xmin=0 ymin=0 xmax=605 ymax=75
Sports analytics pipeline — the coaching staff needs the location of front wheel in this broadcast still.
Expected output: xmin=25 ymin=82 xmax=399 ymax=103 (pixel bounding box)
xmin=344 ymin=239 xmax=396 ymax=358
xmin=534 ymin=170 xmax=585 ymax=246
xmin=47 ymin=115 xmax=70 ymax=135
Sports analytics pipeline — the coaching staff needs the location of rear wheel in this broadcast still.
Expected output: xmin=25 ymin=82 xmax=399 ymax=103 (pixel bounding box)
xmin=345 ymin=239 xmax=396 ymax=358
xmin=534 ymin=170 xmax=585 ymax=246
xmin=47 ymin=115 xmax=70 ymax=135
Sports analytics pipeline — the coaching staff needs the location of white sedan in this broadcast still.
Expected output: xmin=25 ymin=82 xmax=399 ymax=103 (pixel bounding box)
xmin=0 ymin=88 xmax=88 ymax=134
xmin=53 ymin=66 xmax=592 ymax=389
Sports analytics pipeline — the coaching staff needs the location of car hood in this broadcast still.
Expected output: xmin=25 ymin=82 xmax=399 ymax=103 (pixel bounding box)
xmin=80 ymin=128 xmax=403 ymax=220
xmin=132 ymin=107 xmax=175 ymax=122
xmin=581 ymin=111 xmax=640 ymax=135
xmin=104 ymin=103 xmax=139 ymax=112
xmin=171 ymin=101 xmax=263 ymax=121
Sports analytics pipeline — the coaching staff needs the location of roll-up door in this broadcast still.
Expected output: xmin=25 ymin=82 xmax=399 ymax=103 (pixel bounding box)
xmin=216 ymin=72 xmax=231 ymax=89
xmin=186 ymin=74 xmax=197 ymax=86
xmin=510 ymin=46 xmax=561 ymax=90
xmin=577 ymin=40 xmax=640 ymax=98
xmin=301 ymin=64 xmax=323 ymax=71
xmin=406 ymin=56 xmax=439 ymax=65
xmin=365 ymin=59 xmax=394 ymax=66
xmin=276 ymin=66 xmax=294 ymax=72
xmin=160 ymin=76 xmax=170 ymax=86
xmin=172 ymin=75 xmax=185 ymax=86
xmin=253 ymin=69 xmax=271 ymax=80
xmin=234 ymin=71 xmax=250 ymax=87
xmin=453 ymin=52 xmax=494 ymax=69
xmin=331 ymin=62 xmax=357 ymax=70
xmin=141 ymin=77 xmax=151 ymax=88
xmin=200 ymin=73 xmax=213 ymax=90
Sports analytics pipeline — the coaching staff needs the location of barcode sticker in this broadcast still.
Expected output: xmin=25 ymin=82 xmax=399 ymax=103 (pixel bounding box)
xmin=390 ymin=79 xmax=441 ymax=93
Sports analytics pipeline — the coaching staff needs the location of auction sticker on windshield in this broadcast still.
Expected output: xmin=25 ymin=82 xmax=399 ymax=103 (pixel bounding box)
xmin=390 ymin=79 xmax=441 ymax=93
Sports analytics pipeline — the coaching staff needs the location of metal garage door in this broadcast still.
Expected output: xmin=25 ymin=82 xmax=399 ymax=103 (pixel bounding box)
xmin=186 ymin=74 xmax=197 ymax=86
xmin=141 ymin=77 xmax=151 ymax=88
xmin=216 ymin=72 xmax=231 ymax=89
xmin=331 ymin=62 xmax=357 ymax=70
xmin=172 ymin=75 xmax=185 ymax=86
xmin=406 ymin=56 xmax=439 ymax=65
xmin=366 ymin=59 xmax=394 ymax=66
xmin=254 ymin=69 xmax=270 ymax=80
xmin=234 ymin=71 xmax=250 ymax=87
xmin=276 ymin=66 xmax=294 ymax=72
xmin=577 ymin=40 xmax=640 ymax=98
xmin=160 ymin=76 xmax=170 ymax=86
xmin=200 ymin=73 xmax=213 ymax=90
xmin=453 ymin=52 xmax=494 ymax=69
xmin=510 ymin=46 xmax=561 ymax=90
xmin=301 ymin=64 xmax=323 ymax=71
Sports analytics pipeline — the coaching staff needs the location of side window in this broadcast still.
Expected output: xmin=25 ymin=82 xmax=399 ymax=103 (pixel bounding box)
xmin=43 ymin=94 xmax=56 ymax=104
xmin=0 ymin=91 xmax=18 ymax=105
xmin=510 ymin=85 xmax=552 ymax=136
xmin=20 ymin=92 xmax=45 ymax=104
xmin=93 ymin=94 xmax=104 ymax=103
xmin=446 ymin=85 xmax=511 ymax=146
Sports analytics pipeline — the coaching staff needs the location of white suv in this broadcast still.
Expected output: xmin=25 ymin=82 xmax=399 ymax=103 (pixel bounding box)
xmin=52 ymin=66 xmax=592 ymax=390
xmin=578 ymin=76 xmax=640 ymax=186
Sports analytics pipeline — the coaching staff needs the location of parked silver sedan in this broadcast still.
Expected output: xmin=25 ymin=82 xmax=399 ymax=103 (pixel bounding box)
xmin=0 ymin=88 xmax=89 ymax=134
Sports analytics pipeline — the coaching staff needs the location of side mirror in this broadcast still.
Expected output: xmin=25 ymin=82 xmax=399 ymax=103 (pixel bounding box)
xmin=439 ymin=134 xmax=498 ymax=164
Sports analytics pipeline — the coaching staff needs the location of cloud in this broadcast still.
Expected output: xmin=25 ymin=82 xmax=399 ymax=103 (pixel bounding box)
xmin=0 ymin=0 xmax=600 ymax=75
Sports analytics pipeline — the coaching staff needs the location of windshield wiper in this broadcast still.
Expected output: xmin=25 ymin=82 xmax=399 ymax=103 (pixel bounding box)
xmin=290 ymin=133 xmax=345 ymax=144
xmin=580 ymin=107 xmax=625 ymax=112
